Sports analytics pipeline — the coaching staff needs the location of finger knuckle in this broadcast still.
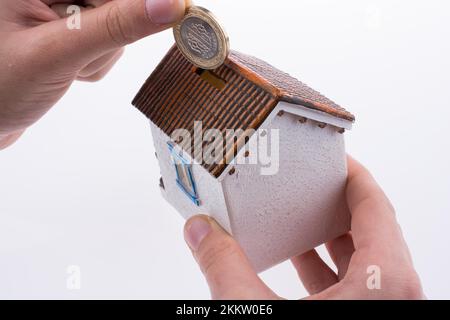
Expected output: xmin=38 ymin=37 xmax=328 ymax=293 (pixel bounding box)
xmin=102 ymin=4 xmax=133 ymax=46
xmin=305 ymin=281 xmax=325 ymax=294
xmin=199 ymin=238 xmax=238 ymax=277
xmin=78 ymin=73 xmax=105 ymax=82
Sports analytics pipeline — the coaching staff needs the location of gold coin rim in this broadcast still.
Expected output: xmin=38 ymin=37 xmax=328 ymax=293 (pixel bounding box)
xmin=173 ymin=6 xmax=230 ymax=70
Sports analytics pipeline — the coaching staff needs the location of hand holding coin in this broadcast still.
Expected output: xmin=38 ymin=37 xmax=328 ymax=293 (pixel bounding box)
xmin=173 ymin=6 xmax=230 ymax=70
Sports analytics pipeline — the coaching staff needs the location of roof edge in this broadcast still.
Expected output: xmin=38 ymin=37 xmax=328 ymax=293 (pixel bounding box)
xmin=225 ymin=52 xmax=355 ymax=122
xmin=132 ymin=44 xmax=178 ymax=107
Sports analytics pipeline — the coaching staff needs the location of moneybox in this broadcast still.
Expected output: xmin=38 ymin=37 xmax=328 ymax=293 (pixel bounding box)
xmin=132 ymin=6 xmax=355 ymax=272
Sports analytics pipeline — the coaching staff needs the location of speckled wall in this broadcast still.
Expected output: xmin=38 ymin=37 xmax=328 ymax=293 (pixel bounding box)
xmin=222 ymin=102 xmax=351 ymax=272
xmin=151 ymin=100 xmax=351 ymax=273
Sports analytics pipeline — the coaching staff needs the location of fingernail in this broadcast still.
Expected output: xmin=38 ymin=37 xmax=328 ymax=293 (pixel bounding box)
xmin=185 ymin=216 xmax=212 ymax=251
xmin=146 ymin=0 xmax=186 ymax=25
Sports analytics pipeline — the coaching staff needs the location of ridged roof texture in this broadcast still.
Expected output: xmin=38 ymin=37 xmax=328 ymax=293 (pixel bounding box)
xmin=132 ymin=45 xmax=354 ymax=178
xmin=228 ymin=51 xmax=354 ymax=122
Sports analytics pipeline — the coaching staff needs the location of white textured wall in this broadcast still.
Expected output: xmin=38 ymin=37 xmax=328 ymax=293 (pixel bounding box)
xmin=222 ymin=103 xmax=350 ymax=272
xmin=150 ymin=124 xmax=231 ymax=232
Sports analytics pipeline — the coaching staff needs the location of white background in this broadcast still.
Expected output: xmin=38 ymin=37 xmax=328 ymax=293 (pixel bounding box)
xmin=1 ymin=0 xmax=449 ymax=299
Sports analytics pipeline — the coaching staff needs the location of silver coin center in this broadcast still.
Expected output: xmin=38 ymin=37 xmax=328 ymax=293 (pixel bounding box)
xmin=180 ymin=17 xmax=219 ymax=60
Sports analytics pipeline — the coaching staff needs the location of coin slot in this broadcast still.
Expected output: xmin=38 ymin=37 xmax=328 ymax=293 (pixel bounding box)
xmin=195 ymin=68 xmax=226 ymax=91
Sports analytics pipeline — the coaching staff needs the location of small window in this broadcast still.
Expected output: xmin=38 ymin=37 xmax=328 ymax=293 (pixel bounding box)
xmin=168 ymin=143 xmax=200 ymax=206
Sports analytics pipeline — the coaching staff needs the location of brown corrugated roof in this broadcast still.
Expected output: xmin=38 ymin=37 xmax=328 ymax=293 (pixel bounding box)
xmin=132 ymin=45 xmax=354 ymax=178
xmin=227 ymin=51 xmax=354 ymax=122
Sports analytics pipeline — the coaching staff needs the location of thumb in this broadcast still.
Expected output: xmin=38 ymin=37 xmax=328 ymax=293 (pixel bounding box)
xmin=184 ymin=215 xmax=277 ymax=300
xmin=28 ymin=0 xmax=189 ymax=68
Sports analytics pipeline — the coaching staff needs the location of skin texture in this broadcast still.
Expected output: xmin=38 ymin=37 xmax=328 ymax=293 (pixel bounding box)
xmin=184 ymin=157 xmax=425 ymax=300
xmin=0 ymin=0 xmax=190 ymax=149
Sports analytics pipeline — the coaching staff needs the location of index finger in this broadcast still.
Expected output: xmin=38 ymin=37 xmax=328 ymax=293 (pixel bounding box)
xmin=346 ymin=156 xmax=403 ymax=251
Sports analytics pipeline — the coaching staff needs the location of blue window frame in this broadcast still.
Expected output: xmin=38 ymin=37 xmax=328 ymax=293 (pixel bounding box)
xmin=167 ymin=143 xmax=200 ymax=206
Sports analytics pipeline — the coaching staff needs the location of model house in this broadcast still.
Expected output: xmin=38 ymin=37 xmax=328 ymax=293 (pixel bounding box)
xmin=132 ymin=45 xmax=355 ymax=272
